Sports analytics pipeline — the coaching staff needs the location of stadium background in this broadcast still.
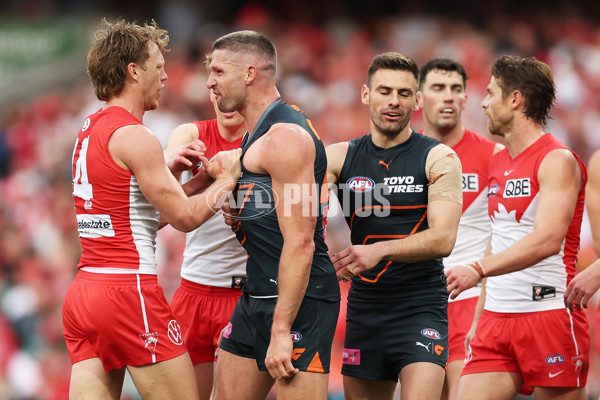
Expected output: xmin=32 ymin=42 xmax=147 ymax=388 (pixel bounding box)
xmin=0 ymin=0 xmax=599 ymax=398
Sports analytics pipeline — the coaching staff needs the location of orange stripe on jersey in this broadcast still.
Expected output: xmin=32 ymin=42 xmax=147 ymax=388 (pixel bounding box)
xmin=306 ymin=118 xmax=321 ymax=141
xmin=306 ymin=351 xmax=325 ymax=373
xmin=359 ymin=261 xmax=393 ymax=283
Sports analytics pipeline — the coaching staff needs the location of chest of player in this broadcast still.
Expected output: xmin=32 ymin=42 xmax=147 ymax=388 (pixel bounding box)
xmin=339 ymin=157 xmax=429 ymax=222
xmin=487 ymin=165 xmax=539 ymax=222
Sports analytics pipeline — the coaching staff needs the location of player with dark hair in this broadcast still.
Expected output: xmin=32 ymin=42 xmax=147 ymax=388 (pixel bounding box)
xmin=207 ymin=30 xmax=340 ymax=400
xmin=327 ymin=52 xmax=463 ymax=400
xmin=447 ymin=55 xmax=589 ymax=400
xmin=419 ymin=57 xmax=503 ymax=400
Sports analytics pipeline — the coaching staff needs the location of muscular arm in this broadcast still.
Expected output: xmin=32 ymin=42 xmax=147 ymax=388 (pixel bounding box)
xmin=448 ymin=149 xmax=582 ymax=298
xmin=260 ymin=124 xmax=318 ymax=380
xmin=164 ymin=123 xmax=207 ymax=180
xmin=333 ymin=143 xmax=462 ymax=276
xmin=109 ymin=124 xmax=239 ymax=232
xmin=325 ymin=141 xmax=348 ymax=186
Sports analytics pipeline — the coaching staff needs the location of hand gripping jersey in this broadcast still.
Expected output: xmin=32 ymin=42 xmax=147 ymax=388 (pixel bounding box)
xmin=234 ymin=99 xmax=339 ymax=301
xmin=485 ymin=134 xmax=587 ymax=312
xmin=180 ymin=119 xmax=247 ymax=288
xmin=445 ymin=130 xmax=497 ymax=302
xmin=71 ymin=107 xmax=159 ymax=274
xmin=337 ymin=132 xmax=447 ymax=301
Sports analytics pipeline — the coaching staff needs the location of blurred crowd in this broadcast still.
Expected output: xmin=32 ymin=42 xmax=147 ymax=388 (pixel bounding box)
xmin=1 ymin=3 xmax=600 ymax=398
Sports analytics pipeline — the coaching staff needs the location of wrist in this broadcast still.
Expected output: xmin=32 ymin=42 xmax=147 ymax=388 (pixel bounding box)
xmin=465 ymin=260 xmax=486 ymax=281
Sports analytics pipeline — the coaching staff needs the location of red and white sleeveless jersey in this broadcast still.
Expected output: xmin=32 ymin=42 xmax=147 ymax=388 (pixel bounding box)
xmin=485 ymin=134 xmax=586 ymax=312
xmin=180 ymin=119 xmax=247 ymax=288
xmin=71 ymin=107 xmax=159 ymax=274
xmin=445 ymin=130 xmax=497 ymax=302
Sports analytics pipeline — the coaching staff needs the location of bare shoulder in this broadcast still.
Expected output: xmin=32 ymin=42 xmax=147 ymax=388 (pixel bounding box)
xmin=539 ymin=148 xmax=580 ymax=187
xmin=169 ymin=123 xmax=199 ymax=143
xmin=110 ymin=124 xmax=164 ymax=170
xmin=261 ymin=123 xmax=316 ymax=162
xmin=325 ymin=141 xmax=349 ymax=181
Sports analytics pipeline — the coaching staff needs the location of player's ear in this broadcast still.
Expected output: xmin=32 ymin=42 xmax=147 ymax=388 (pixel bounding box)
xmin=245 ymin=65 xmax=257 ymax=85
xmin=360 ymin=84 xmax=369 ymax=105
xmin=414 ymin=91 xmax=422 ymax=111
xmin=127 ymin=63 xmax=139 ymax=81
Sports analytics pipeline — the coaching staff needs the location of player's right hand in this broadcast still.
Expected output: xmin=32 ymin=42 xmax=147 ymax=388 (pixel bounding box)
xmin=265 ymin=332 xmax=298 ymax=380
xmin=167 ymin=139 xmax=206 ymax=175
xmin=445 ymin=265 xmax=480 ymax=300
xmin=202 ymin=148 xmax=242 ymax=182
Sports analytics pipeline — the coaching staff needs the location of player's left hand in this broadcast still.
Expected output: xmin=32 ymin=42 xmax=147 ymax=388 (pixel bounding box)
xmin=331 ymin=244 xmax=381 ymax=282
xmin=265 ymin=332 xmax=298 ymax=380
xmin=445 ymin=265 xmax=481 ymax=300
xmin=168 ymin=139 xmax=206 ymax=174
xmin=564 ymin=260 xmax=600 ymax=312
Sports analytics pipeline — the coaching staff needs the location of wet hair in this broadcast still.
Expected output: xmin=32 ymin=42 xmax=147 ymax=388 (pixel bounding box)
xmin=367 ymin=52 xmax=419 ymax=87
xmin=212 ymin=30 xmax=277 ymax=73
xmin=492 ymin=55 xmax=555 ymax=126
xmin=87 ymin=18 xmax=169 ymax=101
xmin=419 ymin=58 xmax=468 ymax=90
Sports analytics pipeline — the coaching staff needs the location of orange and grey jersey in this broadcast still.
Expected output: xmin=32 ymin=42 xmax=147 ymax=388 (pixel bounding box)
xmin=234 ymin=98 xmax=339 ymax=301
xmin=72 ymin=107 xmax=159 ymax=274
xmin=337 ymin=132 xmax=446 ymax=301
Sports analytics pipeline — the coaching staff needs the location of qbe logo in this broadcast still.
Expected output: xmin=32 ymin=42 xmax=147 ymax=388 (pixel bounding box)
xmin=421 ymin=328 xmax=441 ymax=340
xmin=503 ymin=178 xmax=531 ymax=198
xmin=462 ymin=174 xmax=479 ymax=192
xmin=346 ymin=177 xmax=375 ymax=192
xmin=546 ymin=354 xmax=565 ymax=365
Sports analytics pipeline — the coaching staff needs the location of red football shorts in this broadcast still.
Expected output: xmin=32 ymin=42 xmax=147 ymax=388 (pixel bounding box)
xmin=462 ymin=308 xmax=589 ymax=390
xmin=62 ymin=271 xmax=188 ymax=372
xmin=447 ymin=296 xmax=478 ymax=363
xmin=170 ymin=279 xmax=241 ymax=364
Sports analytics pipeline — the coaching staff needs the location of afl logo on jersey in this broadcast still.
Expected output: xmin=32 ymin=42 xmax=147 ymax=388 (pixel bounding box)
xmin=546 ymin=354 xmax=565 ymax=365
xmin=82 ymin=118 xmax=90 ymax=132
xmin=421 ymin=328 xmax=441 ymax=340
xmin=346 ymin=176 xmax=375 ymax=192
xmin=290 ymin=331 xmax=302 ymax=343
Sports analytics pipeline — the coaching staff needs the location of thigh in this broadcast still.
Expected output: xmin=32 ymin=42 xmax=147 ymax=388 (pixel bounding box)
xmin=69 ymin=357 xmax=125 ymax=400
xmin=128 ymin=352 xmax=198 ymax=400
xmin=343 ymin=375 xmax=397 ymax=400
xmin=276 ymin=371 xmax=329 ymax=400
xmin=399 ymin=362 xmax=445 ymax=400
xmin=457 ymin=371 xmax=522 ymax=400
xmin=214 ymin=348 xmax=274 ymax=400
xmin=193 ymin=362 xmax=215 ymax=400
xmin=442 ymin=359 xmax=464 ymax=400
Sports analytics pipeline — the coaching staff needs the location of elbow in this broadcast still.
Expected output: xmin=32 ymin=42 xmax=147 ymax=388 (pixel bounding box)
xmin=543 ymin=239 xmax=563 ymax=258
xmin=438 ymin=234 xmax=457 ymax=258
